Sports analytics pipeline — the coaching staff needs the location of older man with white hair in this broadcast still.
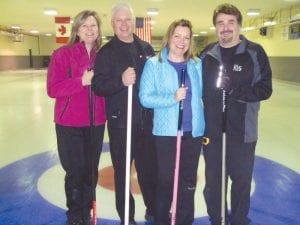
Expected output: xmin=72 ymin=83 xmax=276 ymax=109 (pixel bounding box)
xmin=92 ymin=3 xmax=157 ymax=225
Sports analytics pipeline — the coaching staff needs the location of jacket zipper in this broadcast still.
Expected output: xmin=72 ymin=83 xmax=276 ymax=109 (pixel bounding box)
xmin=59 ymin=96 xmax=71 ymax=119
xmin=86 ymin=45 xmax=95 ymax=125
xmin=59 ymin=67 xmax=72 ymax=120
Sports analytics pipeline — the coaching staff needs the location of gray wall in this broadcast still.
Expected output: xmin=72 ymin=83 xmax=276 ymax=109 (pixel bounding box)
xmin=0 ymin=56 xmax=49 ymax=70
xmin=269 ymin=57 xmax=300 ymax=83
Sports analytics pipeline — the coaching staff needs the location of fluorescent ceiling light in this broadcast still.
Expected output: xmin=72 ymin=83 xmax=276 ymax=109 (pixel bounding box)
xmin=147 ymin=8 xmax=159 ymax=15
xmin=290 ymin=13 xmax=300 ymax=22
xmin=264 ymin=21 xmax=276 ymax=26
xmin=263 ymin=17 xmax=276 ymax=26
xmin=247 ymin=9 xmax=260 ymax=16
xmin=44 ymin=8 xmax=58 ymax=16
xmin=11 ymin=25 xmax=21 ymax=29
xmin=150 ymin=20 xmax=156 ymax=25
xmin=30 ymin=29 xmax=39 ymax=34
xmin=242 ymin=26 xmax=255 ymax=31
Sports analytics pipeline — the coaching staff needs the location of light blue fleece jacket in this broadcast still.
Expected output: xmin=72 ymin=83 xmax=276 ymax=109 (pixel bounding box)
xmin=139 ymin=48 xmax=205 ymax=137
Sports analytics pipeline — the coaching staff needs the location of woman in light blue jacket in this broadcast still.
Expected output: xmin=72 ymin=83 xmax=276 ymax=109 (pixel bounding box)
xmin=139 ymin=19 xmax=205 ymax=225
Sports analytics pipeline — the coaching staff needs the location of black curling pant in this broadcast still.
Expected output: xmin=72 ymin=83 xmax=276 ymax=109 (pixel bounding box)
xmin=108 ymin=124 xmax=157 ymax=223
xmin=56 ymin=124 xmax=105 ymax=223
xmin=203 ymin=138 xmax=256 ymax=225
xmin=154 ymin=133 xmax=202 ymax=225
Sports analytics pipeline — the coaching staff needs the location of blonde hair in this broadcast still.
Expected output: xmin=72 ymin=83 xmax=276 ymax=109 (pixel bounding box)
xmin=159 ymin=19 xmax=195 ymax=62
xmin=67 ymin=10 xmax=102 ymax=51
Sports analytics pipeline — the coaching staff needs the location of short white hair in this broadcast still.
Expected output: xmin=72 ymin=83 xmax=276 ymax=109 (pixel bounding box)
xmin=111 ymin=2 xmax=135 ymax=21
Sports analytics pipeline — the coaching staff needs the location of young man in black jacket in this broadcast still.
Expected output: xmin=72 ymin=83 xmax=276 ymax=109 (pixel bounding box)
xmin=92 ymin=3 xmax=156 ymax=225
xmin=199 ymin=3 xmax=272 ymax=225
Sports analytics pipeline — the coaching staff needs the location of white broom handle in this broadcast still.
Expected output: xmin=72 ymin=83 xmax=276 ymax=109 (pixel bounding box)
xmin=221 ymin=89 xmax=226 ymax=225
xmin=221 ymin=132 xmax=226 ymax=225
xmin=124 ymin=84 xmax=133 ymax=225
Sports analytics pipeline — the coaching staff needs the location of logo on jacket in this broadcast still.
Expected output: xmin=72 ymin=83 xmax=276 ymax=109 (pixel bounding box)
xmin=233 ymin=64 xmax=242 ymax=72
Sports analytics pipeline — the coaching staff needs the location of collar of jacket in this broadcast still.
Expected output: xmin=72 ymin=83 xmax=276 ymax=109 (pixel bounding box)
xmin=112 ymin=33 xmax=142 ymax=46
xmin=160 ymin=47 xmax=198 ymax=67
xmin=72 ymin=41 xmax=97 ymax=67
xmin=160 ymin=47 xmax=169 ymax=62
xmin=74 ymin=41 xmax=97 ymax=51
xmin=72 ymin=41 xmax=97 ymax=56
xmin=111 ymin=33 xmax=148 ymax=58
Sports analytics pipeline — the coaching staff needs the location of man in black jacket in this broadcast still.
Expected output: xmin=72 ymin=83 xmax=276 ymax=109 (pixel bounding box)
xmin=199 ymin=3 xmax=272 ymax=225
xmin=92 ymin=3 xmax=156 ymax=225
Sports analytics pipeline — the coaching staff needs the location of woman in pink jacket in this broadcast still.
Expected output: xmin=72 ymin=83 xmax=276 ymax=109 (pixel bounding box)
xmin=47 ymin=10 xmax=106 ymax=225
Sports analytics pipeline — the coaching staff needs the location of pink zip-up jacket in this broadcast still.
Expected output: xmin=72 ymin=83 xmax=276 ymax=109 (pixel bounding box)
xmin=47 ymin=42 xmax=106 ymax=127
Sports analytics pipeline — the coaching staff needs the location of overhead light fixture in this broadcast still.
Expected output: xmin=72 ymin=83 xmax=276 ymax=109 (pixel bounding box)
xmin=242 ymin=26 xmax=256 ymax=31
xmin=44 ymin=8 xmax=58 ymax=16
xmin=264 ymin=21 xmax=276 ymax=26
xmin=263 ymin=17 xmax=276 ymax=26
xmin=11 ymin=25 xmax=21 ymax=30
xmin=247 ymin=9 xmax=260 ymax=16
xmin=147 ymin=8 xmax=159 ymax=15
xmin=30 ymin=29 xmax=39 ymax=34
xmin=45 ymin=33 xmax=53 ymax=36
xmin=150 ymin=20 xmax=156 ymax=25
xmin=290 ymin=13 xmax=300 ymax=22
